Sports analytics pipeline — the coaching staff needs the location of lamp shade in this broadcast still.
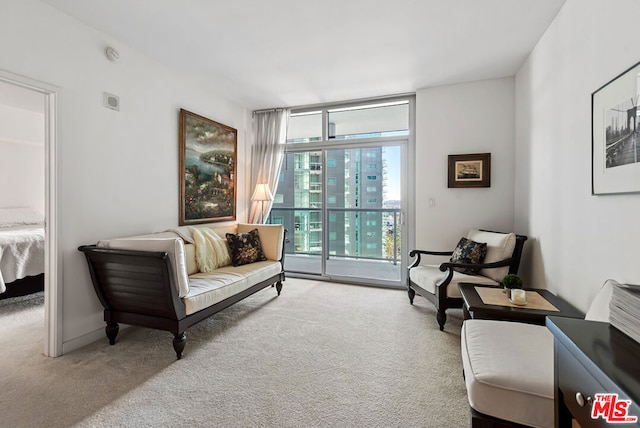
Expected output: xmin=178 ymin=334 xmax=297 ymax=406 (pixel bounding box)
xmin=251 ymin=183 xmax=273 ymax=202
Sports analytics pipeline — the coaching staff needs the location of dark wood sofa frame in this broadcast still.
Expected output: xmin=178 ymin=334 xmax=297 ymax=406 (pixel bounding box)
xmin=78 ymin=231 xmax=286 ymax=359
xmin=407 ymin=231 xmax=528 ymax=331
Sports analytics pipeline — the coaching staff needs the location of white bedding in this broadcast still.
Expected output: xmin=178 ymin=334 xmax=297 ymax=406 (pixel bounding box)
xmin=0 ymin=225 xmax=45 ymax=293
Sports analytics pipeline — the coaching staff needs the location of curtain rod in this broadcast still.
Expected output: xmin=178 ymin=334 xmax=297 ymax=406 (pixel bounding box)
xmin=252 ymin=107 xmax=286 ymax=117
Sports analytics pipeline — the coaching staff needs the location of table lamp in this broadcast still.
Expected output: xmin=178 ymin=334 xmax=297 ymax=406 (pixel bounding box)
xmin=251 ymin=183 xmax=273 ymax=224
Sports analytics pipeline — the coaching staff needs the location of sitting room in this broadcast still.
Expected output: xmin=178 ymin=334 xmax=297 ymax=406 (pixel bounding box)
xmin=1 ymin=0 xmax=639 ymax=427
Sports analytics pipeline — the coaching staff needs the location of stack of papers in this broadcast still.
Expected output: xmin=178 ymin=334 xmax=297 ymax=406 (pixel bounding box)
xmin=609 ymin=283 xmax=640 ymax=344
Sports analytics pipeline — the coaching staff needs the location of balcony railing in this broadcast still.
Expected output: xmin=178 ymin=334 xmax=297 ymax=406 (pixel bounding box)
xmin=267 ymin=207 xmax=401 ymax=264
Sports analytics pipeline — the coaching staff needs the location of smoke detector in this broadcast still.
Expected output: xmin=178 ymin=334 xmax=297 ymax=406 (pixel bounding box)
xmin=105 ymin=46 xmax=120 ymax=62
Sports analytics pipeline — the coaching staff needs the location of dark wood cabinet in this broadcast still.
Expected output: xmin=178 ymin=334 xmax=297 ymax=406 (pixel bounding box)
xmin=546 ymin=316 xmax=640 ymax=427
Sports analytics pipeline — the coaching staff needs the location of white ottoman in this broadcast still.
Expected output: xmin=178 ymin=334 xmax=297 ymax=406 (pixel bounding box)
xmin=461 ymin=319 xmax=554 ymax=428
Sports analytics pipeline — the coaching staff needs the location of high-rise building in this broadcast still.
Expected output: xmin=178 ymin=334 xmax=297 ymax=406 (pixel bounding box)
xmin=272 ymin=147 xmax=384 ymax=261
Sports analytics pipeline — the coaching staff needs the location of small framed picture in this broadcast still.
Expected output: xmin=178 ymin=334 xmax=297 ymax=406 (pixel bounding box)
xmin=448 ymin=153 xmax=491 ymax=188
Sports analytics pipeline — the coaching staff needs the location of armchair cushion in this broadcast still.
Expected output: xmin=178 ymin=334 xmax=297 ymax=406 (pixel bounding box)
xmin=409 ymin=265 xmax=499 ymax=298
xmin=450 ymin=237 xmax=487 ymax=274
xmin=466 ymin=230 xmax=516 ymax=282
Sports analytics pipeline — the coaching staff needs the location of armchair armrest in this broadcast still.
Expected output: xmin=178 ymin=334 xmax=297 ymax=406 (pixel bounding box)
xmin=408 ymin=249 xmax=454 ymax=269
xmin=438 ymin=256 xmax=517 ymax=274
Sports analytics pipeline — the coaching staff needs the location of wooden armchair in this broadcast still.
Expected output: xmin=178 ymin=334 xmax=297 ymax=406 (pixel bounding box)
xmin=407 ymin=230 xmax=527 ymax=331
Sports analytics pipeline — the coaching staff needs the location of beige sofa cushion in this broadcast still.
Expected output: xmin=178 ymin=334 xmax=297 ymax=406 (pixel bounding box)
xmin=183 ymin=260 xmax=282 ymax=315
xmin=237 ymin=223 xmax=284 ymax=261
xmin=466 ymin=230 xmax=516 ymax=282
xmin=409 ymin=265 xmax=499 ymax=297
xmin=461 ymin=319 xmax=554 ymax=428
xmin=184 ymin=244 xmax=198 ymax=275
xmin=97 ymin=237 xmax=190 ymax=298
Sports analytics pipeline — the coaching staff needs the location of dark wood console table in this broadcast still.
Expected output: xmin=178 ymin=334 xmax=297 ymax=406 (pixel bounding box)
xmin=546 ymin=316 xmax=640 ymax=427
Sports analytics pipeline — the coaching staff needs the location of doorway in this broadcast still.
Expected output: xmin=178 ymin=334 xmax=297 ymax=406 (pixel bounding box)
xmin=0 ymin=71 xmax=60 ymax=357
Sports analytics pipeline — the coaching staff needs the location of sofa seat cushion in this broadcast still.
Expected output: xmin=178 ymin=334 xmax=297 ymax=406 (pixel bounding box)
xmin=409 ymin=265 xmax=499 ymax=298
xmin=183 ymin=260 xmax=282 ymax=315
xmin=461 ymin=319 xmax=554 ymax=428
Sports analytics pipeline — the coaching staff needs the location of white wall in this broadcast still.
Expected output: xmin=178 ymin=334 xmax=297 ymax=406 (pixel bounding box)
xmin=414 ymin=78 xmax=516 ymax=260
xmin=0 ymin=0 xmax=251 ymax=351
xmin=515 ymin=0 xmax=640 ymax=312
xmin=0 ymin=103 xmax=45 ymax=212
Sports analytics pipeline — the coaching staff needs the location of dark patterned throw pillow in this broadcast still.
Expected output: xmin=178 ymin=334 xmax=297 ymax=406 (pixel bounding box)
xmin=450 ymin=237 xmax=487 ymax=275
xmin=225 ymin=229 xmax=267 ymax=266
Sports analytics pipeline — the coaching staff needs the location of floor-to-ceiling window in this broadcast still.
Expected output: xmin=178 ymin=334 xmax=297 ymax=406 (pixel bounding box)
xmin=269 ymin=96 xmax=414 ymax=288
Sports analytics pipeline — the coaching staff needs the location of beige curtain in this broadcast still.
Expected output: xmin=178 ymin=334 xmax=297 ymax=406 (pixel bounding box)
xmin=249 ymin=108 xmax=289 ymax=224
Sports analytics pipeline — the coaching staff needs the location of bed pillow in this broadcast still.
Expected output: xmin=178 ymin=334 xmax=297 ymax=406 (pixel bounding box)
xmin=225 ymin=229 xmax=267 ymax=267
xmin=450 ymin=237 xmax=487 ymax=274
xmin=0 ymin=208 xmax=44 ymax=228
xmin=97 ymin=237 xmax=190 ymax=298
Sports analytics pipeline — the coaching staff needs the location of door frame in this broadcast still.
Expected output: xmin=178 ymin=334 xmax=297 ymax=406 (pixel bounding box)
xmin=0 ymin=69 xmax=62 ymax=357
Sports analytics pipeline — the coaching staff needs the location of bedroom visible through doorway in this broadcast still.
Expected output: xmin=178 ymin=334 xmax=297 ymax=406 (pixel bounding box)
xmin=0 ymin=72 xmax=60 ymax=357
xmin=0 ymin=79 xmax=46 ymax=328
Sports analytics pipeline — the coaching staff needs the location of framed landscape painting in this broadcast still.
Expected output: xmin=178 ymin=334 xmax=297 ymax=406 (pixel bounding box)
xmin=179 ymin=108 xmax=237 ymax=225
xmin=592 ymin=60 xmax=640 ymax=195
xmin=448 ymin=153 xmax=491 ymax=188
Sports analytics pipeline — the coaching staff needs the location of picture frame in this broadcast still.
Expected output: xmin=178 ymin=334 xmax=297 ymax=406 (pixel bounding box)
xmin=179 ymin=108 xmax=237 ymax=225
xmin=447 ymin=153 xmax=491 ymax=188
xmin=592 ymin=60 xmax=640 ymax=195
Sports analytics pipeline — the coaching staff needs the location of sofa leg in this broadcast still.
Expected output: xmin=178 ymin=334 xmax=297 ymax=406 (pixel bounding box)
xmin=106 ymin=322 xmax=119 ymax=345
xmin=436 ymin=310 xmax=446 ymax=331
xmin=173 ymin=332 xmax=186 ymax=359
xmin=408 ymin=287 xmax=415 ymax=304
xmin=275 ymin=281 xmax=283 ymax=296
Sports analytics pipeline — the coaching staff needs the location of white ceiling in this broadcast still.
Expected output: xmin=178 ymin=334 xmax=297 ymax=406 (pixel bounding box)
xmin=41 ymin=0 xmax=566 ymax=110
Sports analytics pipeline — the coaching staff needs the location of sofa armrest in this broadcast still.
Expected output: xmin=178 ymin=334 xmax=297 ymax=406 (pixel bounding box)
xmin=237 ymin=223 xmax=285 ymax=261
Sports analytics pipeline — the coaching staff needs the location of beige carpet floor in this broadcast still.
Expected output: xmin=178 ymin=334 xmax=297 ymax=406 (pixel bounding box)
xmin=0 ymin=278 xmax=468 ymax=428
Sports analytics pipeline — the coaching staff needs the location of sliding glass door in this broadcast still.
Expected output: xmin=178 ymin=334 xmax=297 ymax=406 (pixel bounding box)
xmin=268 ymin=97 xmax=412 ymax=288
xmin=323 ymin=145 xmax=402 ymax=282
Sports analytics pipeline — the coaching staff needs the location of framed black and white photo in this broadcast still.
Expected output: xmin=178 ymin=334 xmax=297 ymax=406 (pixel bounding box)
xmin=592 ymin=60 xmax=640 ymax=195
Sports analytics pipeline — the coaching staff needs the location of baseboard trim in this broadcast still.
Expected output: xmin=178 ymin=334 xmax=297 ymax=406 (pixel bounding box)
xmin=61 ymin=324 xmax=129 ymax=355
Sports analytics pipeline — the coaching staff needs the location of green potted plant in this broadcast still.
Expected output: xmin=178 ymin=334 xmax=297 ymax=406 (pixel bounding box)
xmin=502 ymin=274 xmax=524 ymax=299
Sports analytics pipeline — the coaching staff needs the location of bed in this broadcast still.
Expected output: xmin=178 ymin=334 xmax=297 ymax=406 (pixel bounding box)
xmin=0 ymin=208 xmax=45 ymax=300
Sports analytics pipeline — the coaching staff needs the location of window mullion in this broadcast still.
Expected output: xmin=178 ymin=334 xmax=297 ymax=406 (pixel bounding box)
xmin=321 ymin=109 xmax=329 ymax=142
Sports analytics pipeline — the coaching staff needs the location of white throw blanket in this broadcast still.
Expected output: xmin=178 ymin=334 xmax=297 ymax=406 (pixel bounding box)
xmin=190 ymin=227 xmax=231 ymax=272
xmin=165 ymin=227 xmax=195 ymax=244
xmin=0 ymin=225 xmax=45 ymax=293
